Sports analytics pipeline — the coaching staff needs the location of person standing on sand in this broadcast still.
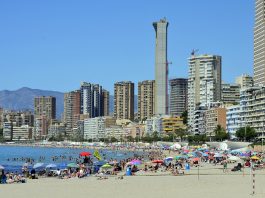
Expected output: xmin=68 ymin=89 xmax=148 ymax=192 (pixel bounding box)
xmin=223 ymin=160 xmax=228 ymax=173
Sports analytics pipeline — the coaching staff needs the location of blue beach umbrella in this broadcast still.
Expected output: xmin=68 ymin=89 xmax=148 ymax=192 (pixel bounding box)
xmin=33 ymin=163 xmax=45 ymax=169
xmin=0 ymin=165 xmax=4 ymax=169
xmin=46 ymin=164 xmax=57 ymax=169
xmin=58 ymin=163 xmax=67 ymax=169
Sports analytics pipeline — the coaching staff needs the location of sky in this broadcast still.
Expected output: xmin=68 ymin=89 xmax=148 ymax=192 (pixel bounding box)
xmin=0 ymin=0 xmax=254 ymax=94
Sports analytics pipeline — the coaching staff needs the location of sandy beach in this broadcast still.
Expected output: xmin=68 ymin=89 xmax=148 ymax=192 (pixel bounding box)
xmin=1 ymin=164 xmax=265 ymax=198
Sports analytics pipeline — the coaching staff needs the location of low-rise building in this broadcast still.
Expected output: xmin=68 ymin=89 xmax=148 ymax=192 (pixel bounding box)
xmin=12 ymin=125 xmax=33 ymax=141
xmin=145 ymin=116 xmax=163 ymax=135
xmin=3 ymin=122 xmax=12 ymax=141
xmin=84 ymin=117 xmax=106 ymax=140
xmin=105 ymin=126 xmax=127 ymax=140
xmin=162 ymin=116 xmax=186 ymax=133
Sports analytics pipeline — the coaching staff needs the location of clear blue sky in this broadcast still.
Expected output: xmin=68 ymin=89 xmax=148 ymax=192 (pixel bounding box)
xmin=0 ymin=0 xmax=254 ymax=94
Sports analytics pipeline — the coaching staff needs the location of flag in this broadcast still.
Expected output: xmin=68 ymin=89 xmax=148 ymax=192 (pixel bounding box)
xmin=93 ymin=149 xmax=102 ymax=160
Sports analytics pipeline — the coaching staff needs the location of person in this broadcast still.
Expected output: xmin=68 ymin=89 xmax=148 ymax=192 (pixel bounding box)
xmin=30 ymin=168 xmax=37 ymax=179
xmin=0 ymin=170 xmax=7 ymax=184
xmin=223 ymin=160 xmax=228 ymax=173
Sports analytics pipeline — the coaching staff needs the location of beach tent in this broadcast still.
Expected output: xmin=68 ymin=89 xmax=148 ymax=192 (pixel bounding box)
xmin=33 ymin=163 xmax=45 ymax=169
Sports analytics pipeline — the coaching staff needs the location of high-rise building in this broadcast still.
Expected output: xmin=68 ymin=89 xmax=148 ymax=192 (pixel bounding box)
xmin=153 ymin=18 xmax=169 ymax=115
xmin=80 ymin=82 xmax=105 ymax=118
xmin=34 ymin=96 xmax=56 ymax=138
xmin=102 ymin=89 xmax=110 ymax=116
xmin=188 ymin=54 xmax=222 ymax=132
xmin=169 ymin=78 xmax=188 ymax=116
xmin=34 ymin=96 xmax=56 ymax=120
xmin=138 ymin=80 xmax=155 ymax=122
xmin=254 ymin=0 xmax=265 ymax=86
xmin=114 ymin=81 xmax=134 ymax=120
xmin=221 ymin=83 xmax=240 ymax=104
xmin=235 ymin=74 xmax=254 ymax=89
xmin=64 ymin=90 xmax=81 ymax=136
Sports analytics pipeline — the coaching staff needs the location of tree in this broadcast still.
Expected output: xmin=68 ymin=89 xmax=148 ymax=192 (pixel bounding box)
xmin=181 ymin=111 xmax=188 ymax=125
xmin=236 ymin=126 xmax=257 ymax=141
xmin=152 ymin=131 xmax=159 ymax=142
xmin=214 ymin=125 xmax=229 ymax=141
xmin=126 ymin=136 xmax=134 ymax=142
xmin=174 ymin=128 xmax=187 ymax=141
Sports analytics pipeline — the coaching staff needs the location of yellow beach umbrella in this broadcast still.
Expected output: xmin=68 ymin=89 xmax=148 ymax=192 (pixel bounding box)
xmin=251 ymin=156 xmax=260 ymax=160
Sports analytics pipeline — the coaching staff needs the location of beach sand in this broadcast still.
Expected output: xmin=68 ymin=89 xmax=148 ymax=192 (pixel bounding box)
xmin=1 ymin=164 xmax=265 ymax=198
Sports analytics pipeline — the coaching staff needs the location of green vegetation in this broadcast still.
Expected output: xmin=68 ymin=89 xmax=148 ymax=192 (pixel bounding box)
xmin=236 ymin=126 xmax=257 ymax=141
xmin=214 ymin=125 xmax=229 ymax=141
xmin=181 ymin=110 xmax=188 ymax=125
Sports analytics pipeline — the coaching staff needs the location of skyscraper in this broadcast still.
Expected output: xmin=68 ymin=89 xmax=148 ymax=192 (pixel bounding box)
xmin=34 ymin=96 xmax=56 ymax=120
xmin=102 ymin=89 xmax=110 ymax=116
xmin=64 ymin=90 xmax=81 ymax=136
xmin=169 ymin=78 xmax=188 ymax=116
xmin=80 ymin=82 xmax=104 ymax=118
xmin=254 ymin=0 xmax=265 ymax=86
xmin=114 ymin=81 xmax=134 ymax=121
xmin=153 ymin=18 xmax=169 ymax=115
xmin=188 ymin=55 xmax=222 ymax=132
xmin=34 ymin=96 xmax=56 ymax=138
xmin=138 ymin=80 xmax=155 ymax=122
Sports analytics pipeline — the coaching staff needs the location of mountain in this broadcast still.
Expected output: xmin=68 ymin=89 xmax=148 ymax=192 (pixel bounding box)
xmin=0 ymin=87 xmax=64 ymax=119
xmin=0 ymin=87 xmax=138 ymax=119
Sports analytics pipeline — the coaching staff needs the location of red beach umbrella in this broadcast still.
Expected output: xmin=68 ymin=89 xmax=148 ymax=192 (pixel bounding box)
xmin=79 ymin=151 xmax=91 ymax=157
xmin=152 ymin=160 xmax=163 ymax=164
xmin=192 ymin=158 xmax=200 ymax=162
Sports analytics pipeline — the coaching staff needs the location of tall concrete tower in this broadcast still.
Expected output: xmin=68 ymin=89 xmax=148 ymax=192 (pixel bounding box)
xmin=153 ymin=18 xmax=169 ymax=115
xmin=254 ymin=0 xmax=265 ymax=86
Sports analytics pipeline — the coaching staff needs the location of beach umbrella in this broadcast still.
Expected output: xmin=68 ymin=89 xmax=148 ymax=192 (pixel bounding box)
xmin=23 ymin=163 xmax=29 ymax=167
xmin=101 ymin=164 xmax=112 ymax=169
xmin=46 ymin=164 xmax=57 ymax=169
xmin=214 ymin=153 xmax=222 ymax=158
xmin=0 ymin=165 xmax=4 ymax=169
xmin=33 ymin=163 xmax=44 ymax=169
xmin=228 ymin=156 xmax=240 ymax=161
xmin=164 ymin=157 xmax=173 ymax=161
xmin=192 ymin=158 xmax=200 ymax=162
xmin=93 ymin=161 xmax=107 ymax=166
xmin=129 ymin=159 xmax=142 ymax=165
xmin=152 ymin=160 xmax=163 ymax=164
xmin=202 ymin=153 xmax=208 ymax=157
xmin=251 ymin=156 xmax=260 ymax=160
xmin=58 ymin=163 xmax=67 ymax=169
xmin=67 ymin=163 xmax=79 ymax=168
xmin=79 ymin=151 xmax=91 ymax=157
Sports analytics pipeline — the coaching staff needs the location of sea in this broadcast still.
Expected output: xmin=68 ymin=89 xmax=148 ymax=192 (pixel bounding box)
xmin=0 ymin=145 xmax=142 ymax=173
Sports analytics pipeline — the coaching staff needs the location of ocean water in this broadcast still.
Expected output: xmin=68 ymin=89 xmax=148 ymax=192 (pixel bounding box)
xmin=0 ymin=145 xmax=140 ymax=173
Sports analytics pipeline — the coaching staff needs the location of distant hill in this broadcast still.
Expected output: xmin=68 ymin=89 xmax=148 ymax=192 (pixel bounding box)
xmin=0 ymin=87 xmax=138 ymax=119
xmin=0 ymin=87 xmax=64 ymax=119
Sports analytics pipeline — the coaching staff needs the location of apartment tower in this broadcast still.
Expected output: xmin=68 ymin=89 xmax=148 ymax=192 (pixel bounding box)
xmin=138 ymin=80 xmax=155 ymax=122
xmin=169 ymin=78 xmax=188 ymax=116
xmin=114 ymin=81 xmax=134 ymax=120
xmin=254 ymin=0 xmax=265 ymax=86
xmin=153 ymin=18 xmax=169 ymax=115
xmin=188 ymin=54 xmax=222 ymax=132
